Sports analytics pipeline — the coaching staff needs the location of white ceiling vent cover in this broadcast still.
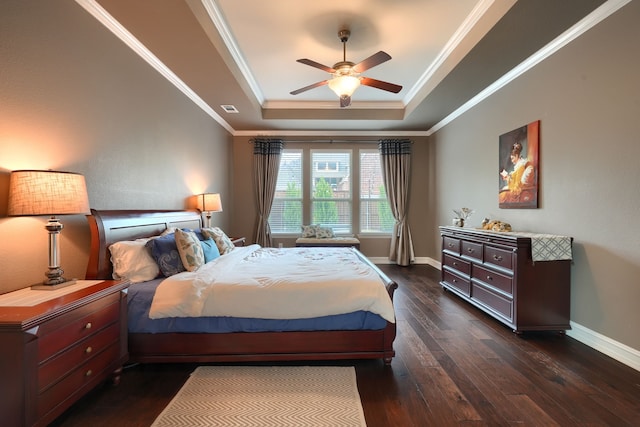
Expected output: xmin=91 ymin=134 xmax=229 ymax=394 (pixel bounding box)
xmin=221 ymin=105 xmax=239 ymax=113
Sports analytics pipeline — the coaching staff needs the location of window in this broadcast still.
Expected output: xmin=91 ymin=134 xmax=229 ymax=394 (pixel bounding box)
xmin=360 ymin=150 xmax=394 ymax=233
xmin=269 ymin=150 xmax=302 ymax=233
xmin=311 ymin=150 xmax=351 ymax=234
xmin=269 ymin=147 xmax=392 ymax=236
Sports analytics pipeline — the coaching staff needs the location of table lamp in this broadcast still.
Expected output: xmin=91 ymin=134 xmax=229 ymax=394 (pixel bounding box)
xmin=8 ymin=170 xmax=90 ymax=290
xmin=197 ymin=193 xmax=222 ymax=227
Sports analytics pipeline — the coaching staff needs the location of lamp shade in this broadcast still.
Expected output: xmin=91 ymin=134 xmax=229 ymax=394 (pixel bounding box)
xmin=197 ymin=193 xmax=223 ymax=212
xmin=328 ymin=75 xmax=361 ymax=97
xmin=8 ymin=170 xmax=90 ymax=216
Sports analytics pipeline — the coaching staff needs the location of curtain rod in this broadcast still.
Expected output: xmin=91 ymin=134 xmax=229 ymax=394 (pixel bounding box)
xmin=249 ymin=138 xmax=412 ymax=144
xmin=284 ymin=139 xmax=380 ymax=144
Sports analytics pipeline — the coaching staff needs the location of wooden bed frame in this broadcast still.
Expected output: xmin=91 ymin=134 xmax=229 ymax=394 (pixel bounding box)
xmin=86 ymin=209 xmax=398 ymax=364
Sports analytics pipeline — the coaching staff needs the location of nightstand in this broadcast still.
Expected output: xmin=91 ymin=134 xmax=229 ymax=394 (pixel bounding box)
xmin=231 ymin=237 xmax=246 ymax=247
xmin=0 ymin=280 xmax=128 ymax=427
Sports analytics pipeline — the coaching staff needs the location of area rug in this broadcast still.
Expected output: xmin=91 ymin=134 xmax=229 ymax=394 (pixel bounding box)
xmin=151 ymin=365 xmax=367 ymax=426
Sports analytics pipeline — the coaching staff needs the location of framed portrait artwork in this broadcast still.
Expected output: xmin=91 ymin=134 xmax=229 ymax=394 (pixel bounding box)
xmin=498 ymin=120 xmax=539 ymax=209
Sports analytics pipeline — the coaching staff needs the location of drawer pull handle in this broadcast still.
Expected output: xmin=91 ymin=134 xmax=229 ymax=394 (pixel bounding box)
xmin=448 ymin=243 xmax=454 ymax=248
xmin=487 ymin=275 xmax=493 ymax=281
xmin=85 ymin=346 xmax=93 ymax=354
xmin=493 ymin=254 xmax=503 ymax=261
xmin=85 ymin=369 xmax=93 ymax=377
xmin=85 ymin=322 xmax=92 ymax=330
xmin=453 ymin=262 xmax=458 ymax=266
xmin=467 ymin=248 xmax=474 ymax=253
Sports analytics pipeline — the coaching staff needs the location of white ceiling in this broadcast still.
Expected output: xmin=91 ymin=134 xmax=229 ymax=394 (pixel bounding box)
xmin=82 ymin=0 xmax=609 ymax=135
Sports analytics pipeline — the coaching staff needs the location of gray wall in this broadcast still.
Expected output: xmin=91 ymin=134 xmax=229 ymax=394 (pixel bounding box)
xmin=430 ymin=2 xmax=640 ymax=351
xmin=0 ymin=1 xmax=232 ymax=294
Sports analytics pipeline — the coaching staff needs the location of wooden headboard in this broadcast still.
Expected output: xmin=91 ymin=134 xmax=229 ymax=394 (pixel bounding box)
xmin=85 ymin=209 xmax=202 ymax=280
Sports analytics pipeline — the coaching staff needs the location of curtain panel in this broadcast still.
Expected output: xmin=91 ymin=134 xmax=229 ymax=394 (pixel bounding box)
xmin=252 ymin=138 xmax=284 ymax=247
xmin=379 ymin=139 xmax=415 ymax=266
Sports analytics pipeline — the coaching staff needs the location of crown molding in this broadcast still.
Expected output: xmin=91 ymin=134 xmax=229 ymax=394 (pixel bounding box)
xmin=427 ymin=0 xmax=632 ymax=136
xmin=74 ymin=0 xmax=235 ymax=135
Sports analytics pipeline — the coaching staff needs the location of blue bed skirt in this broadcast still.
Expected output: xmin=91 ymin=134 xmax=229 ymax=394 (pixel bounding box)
xmin=127 ymin=279 xmax=388 ymax=334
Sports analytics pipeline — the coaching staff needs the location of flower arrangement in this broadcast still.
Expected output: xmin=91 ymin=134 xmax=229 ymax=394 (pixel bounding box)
xmin=452 ymin=207 xmax=474 ymax=227
xmin=453 ymin=207 xmax=474 ymax=220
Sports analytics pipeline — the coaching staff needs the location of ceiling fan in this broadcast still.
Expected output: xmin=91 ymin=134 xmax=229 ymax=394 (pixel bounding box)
xmin=290 ymin=29 xmax=402 ymax=108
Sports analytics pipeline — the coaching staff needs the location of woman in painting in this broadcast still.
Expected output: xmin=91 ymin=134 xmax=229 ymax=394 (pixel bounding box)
xmin=499 ymin=141 xmax=535 ymax=204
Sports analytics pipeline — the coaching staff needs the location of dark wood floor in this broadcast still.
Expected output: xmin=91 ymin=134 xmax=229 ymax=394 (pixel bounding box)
xmin=52 ymin=264 xmax=640 ymax=427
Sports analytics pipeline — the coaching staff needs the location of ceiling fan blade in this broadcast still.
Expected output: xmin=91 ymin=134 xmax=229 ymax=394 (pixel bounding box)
xmin=290 ymin=80 xmax=329 ymax=95
xmin=352 ymin=51 xmax=392 ymax=73
xmin=296 ymin=58 xmax=335 ymax=73
xmin=360 ymin=77 xmax=403 ymax=93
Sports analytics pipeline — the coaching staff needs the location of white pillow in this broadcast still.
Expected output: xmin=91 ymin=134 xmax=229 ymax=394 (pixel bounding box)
xmin=316 ymin=226 xmax=335 ymax=238
xmin=301 ymin=224 xmax=319 ymax=238
xmin=109 ymin=238 xmax=160 ymax=283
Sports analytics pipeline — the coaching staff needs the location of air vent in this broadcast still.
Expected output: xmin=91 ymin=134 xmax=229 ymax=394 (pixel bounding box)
xmin=221 ymin=105 xmax=239 ymax=113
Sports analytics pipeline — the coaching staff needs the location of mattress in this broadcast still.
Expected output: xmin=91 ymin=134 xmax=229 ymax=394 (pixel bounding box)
xmin=127 ymin=279 xmax=388 ymax=334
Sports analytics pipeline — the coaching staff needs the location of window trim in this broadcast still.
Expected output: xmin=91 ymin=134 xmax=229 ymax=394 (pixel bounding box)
xmin=270 ymin=146 xmax=392 ymax=237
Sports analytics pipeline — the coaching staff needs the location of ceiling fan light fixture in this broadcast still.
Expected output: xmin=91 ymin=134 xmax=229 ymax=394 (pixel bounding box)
xmin=328 ymin=75 xmax=361 ymax=98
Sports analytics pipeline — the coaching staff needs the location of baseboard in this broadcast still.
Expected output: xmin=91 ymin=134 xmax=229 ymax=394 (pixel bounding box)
xmin=567 ymin=322 xmax=640 ymax=372
xmin=370 ymin=256 xmax=440 ymax=266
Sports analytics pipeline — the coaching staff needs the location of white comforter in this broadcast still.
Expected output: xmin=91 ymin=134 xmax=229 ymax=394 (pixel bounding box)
xmin=149 ymin=245 xmax=395 ymax=323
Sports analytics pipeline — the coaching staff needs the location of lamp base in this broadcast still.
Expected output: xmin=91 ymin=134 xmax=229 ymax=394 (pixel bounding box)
xmin=31 ymin=278 xmax=77 ymax=291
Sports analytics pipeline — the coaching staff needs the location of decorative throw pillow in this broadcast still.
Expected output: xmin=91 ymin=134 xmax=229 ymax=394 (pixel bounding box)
xmin=146 ymin=233 xmax=186 ymax=277
xmin=201 ymin=238 xmax=221 ymax=263
xmin=175 ymin=229 xmax=205 ymax=272
xmin=201 ymin=227 xmax=235 ymax=255
xmin=109 ymin=238 xmax=160 ymax=283
xmin=316 ymin=226 xmax=335 ymax=239
xmin=301 ymin=224 xmax=319 ymax=238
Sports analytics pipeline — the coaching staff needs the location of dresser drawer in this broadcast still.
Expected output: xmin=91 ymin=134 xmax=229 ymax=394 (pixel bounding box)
xmin=472 ymin=264 xmax=513 ymax=297
xmin=38 ymin=293 xmax=121 ymax=363
xmin=471 ymin=283 xmax=513 ymax=321
xmin=38 ymin=322 xmax=120 ymax=393
xmin=443 ymin=254 xmax=470 ymax=276
xmin=37 ymin=343 xmax=120 ymax=418
xmin=443 ymin=269 xmax=470 ymax=296
xmin=461 ymin=240 xmax=483 ymax=262
xmin=442 ymin=236 xmax=460 ymax=254
xmin=484 ymin=245 xmax=514 ymax=272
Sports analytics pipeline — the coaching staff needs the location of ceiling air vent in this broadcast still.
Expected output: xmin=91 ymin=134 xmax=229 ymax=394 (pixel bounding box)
xmin=221 ymin=105 xmax=239 ymax=113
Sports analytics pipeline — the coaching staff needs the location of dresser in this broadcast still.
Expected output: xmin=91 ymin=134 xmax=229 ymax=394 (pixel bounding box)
xmin=0 ymin=280 xmax=128 ymax=427
xmin=439 ymin=226 xmax=572 ymax=333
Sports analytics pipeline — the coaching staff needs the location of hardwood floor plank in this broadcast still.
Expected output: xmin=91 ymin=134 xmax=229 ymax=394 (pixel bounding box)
xmin=505 ymin=394 xmax=561 ymax=426
xmin=484 ymin=336 xmax=636 ymax=425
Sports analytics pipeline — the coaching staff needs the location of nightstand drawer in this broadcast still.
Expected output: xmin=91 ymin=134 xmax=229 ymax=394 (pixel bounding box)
xmin=37 ymin=343 xmax=120 ymax=418
xmin=37 ymin=293 xmax=121 ymax=362
xmin=38 ymin=322 xmax=120 ymax=393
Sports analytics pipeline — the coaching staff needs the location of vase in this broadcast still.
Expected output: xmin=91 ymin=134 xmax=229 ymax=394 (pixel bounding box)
xmin=453 ymin=218 xmax=464 ymax=227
